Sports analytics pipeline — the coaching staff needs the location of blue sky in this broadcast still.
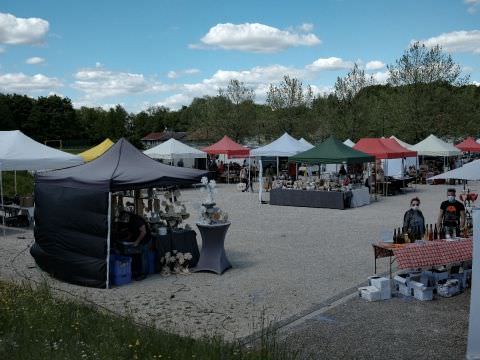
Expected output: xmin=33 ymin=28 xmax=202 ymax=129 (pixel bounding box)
xmin=0 ymin=0 xmax=479 ymax=112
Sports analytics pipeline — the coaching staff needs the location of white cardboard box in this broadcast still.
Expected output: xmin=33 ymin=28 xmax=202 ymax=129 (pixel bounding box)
xmin=358 ymin=286 xmax=382 ymax=302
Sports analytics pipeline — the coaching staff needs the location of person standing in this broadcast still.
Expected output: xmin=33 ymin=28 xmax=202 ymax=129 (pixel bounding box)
xmin=437 ymin=188 xmax=466 ymax=238
xmin=403 ymin=197 xmax=425 ymax=240
xmin=264 ymin=164 xmax=273 ymax=192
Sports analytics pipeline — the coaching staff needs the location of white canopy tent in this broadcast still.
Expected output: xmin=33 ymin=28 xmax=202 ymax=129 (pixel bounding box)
xmin=429 ymin=159 xmax=480 ymax=181
xmin=298 ymin=138 xmax=314 ymax=149
xmin=0 ymin=130 xmax=84 ymax=235
xmin=343 ymin=139 xmax=355 ymax=147
xmin=251 ymin=132 xmax=311 ymax=157
xmin=410 ymin=134 xmax=462 ymax=157
xmin=389 ymin=135 xmax=412 ymax=150
xmin=252 ymin=133 xmax=310 ymax=203
xmin=143 ymin=138 xmax=206 ymax=167
xmin=0 ymin=130 xmax=83 ymax=171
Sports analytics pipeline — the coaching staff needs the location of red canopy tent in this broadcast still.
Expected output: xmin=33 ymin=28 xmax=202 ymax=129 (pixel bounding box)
xmin=202 ymin=135 xmax=250 ymax=158
xmin=380 ymin=138 xmax=417 ymax=158
xmin=353 ymin=138 xmax=413 ymax=159
xmin=456 ymin=137 xmax=480 ymax=153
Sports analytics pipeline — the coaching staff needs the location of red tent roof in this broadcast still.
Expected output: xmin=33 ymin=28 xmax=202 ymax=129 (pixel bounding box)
xmin=381 ymin=138 xmax=417 ymax=158
xmin=456 ymin=137 xmax=480 ymax=152
xmin=354 ymin=138 xmax=416 ymax=159
xmin=202 ymin=135 xmax=250 ymax=157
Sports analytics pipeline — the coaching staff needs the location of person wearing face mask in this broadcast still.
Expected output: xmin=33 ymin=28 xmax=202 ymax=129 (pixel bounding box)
xmin=437 ymin=188 xmax=465 ymax=238
xmin=403 ymin=197 xmax=425 ymax=240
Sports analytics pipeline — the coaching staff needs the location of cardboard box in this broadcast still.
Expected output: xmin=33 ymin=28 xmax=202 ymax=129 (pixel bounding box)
xmin=358 ymin=286 xmax=382 ymax=302
xmin=369 ymin=276 xmax=391 ymax=300
xmin=437 ymin=279 xmax=461 ymax=297
xmin=410 ymin=281 xmax=433 ymax=301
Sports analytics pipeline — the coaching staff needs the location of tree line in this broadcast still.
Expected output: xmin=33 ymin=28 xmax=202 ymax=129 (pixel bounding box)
xmin=0 ymin=42 xmax=479 ymax=148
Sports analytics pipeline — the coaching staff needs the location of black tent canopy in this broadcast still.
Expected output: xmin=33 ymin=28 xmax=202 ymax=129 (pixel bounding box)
xmin=31 ymin=138 xmax=207 ymax=288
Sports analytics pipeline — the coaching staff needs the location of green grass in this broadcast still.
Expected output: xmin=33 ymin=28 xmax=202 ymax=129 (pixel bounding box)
xmin=1 ymin=171 xmax=34 ymax=197
xmin=0 ymin=281 xmax=297 ymax=360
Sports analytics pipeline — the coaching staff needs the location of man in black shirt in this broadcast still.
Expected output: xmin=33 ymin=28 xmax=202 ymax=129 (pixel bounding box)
xmin=437 ymin=188 xmax=465 ymax=238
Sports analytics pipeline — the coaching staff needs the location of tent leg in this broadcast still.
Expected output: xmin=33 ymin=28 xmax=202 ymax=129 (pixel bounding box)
xmin=276 ymin=157 xmax=279 ymax=177
xmin=106 ymin=192 xmax=112 ymax=289
xmin=258 ymin=159 xmax=263 ymax=203
xmin=248 ymin=157 xmax=251 ymax=192
xmin=14 ymin=171 xmax=17 ymax=194
xmin=1 ymin=171 xmax=6 ymax=240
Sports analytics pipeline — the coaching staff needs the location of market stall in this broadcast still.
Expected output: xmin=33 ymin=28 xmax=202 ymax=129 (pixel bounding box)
xmin=144 ymin=138 xmax=207 ymax=168
xmin=266 ymin=137 xmax=375 ymax=209
xmin=354 ymin=138 xmax=417 ymax=196
xmin=31 ymin=138 xmax=206 ymax=288
xmin=456 ymin=137 xmax=480 ymax=153
xmin=202 ymin=135 xmax=250 ymax=183
xmin=0 ymin=130 xmax=83 ymax=232
xmin=410 ymin=134 xmax=461 ymax=183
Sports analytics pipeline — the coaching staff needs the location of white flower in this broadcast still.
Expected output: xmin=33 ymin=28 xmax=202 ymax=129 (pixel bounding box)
xmin=173 ymin=250 xmax=177 ymax=254
xmin=209 ymin=180 xmax=216 ymax=188
xmin=201 ymin=176 xmax=209 ymax=185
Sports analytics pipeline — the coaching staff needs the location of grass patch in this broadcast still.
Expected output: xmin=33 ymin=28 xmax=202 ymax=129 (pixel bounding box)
xmin=0 ymin=281 xmax=296 ymax=360
xmin=1 ymin=171 xmax=34 ymax=197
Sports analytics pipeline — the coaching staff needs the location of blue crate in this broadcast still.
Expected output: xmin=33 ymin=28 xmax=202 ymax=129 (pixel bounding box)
xmin=147 ymin=250 xmax=157 ymax=274
xmin=109 ymin=255 xmax=132 ymax=278
xmin=111 ymin=272 xmax=131 ymax=286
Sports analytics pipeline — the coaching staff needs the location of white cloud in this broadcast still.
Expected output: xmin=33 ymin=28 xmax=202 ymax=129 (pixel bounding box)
xmin=299 ymin=23 xmax=314 ymax=32
xmin=420 ymin=30 xmax=480 ymax=54
xmin=167 ymin=70 xmax=178 ymax=79
xmin=472 ymin=80 xmax=480 ymax=86
xmin=156 ymin=93 xmax=194 ymax=109
xmin=95 ymin=62 xmax=103 ymax=68
xmin=192 ymin=22 xmax=321 ymax=53
xmin=369 ymin=71 xmax=390 ymax=84
xmin=73 ymin=67 xmax=170 ymax=99
xmin=465 ymin=0 xmax=480 ymax=13
xmin=0 ymin=72 xmax=62 ymax=93
xmin=0 ymin=12 xmax=49 ymax=45
xmin=167 ymin=68 xmax=200 ymax=79
xmin=0 ymin=46 xmax=5 ymax=54
xmin=365 ymin=60 xmax=385 ymax=70
xmin=306 ymin=57 xmax=353 ymax=71
xmin=25 ymin=56 xmax=45 ymax=65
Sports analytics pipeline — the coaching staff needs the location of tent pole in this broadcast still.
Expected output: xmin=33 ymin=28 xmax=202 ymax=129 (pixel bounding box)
xmin=248 ymin=156 xmax=251 ymax=192
xmin=258 ymin=159 xmax=263 ymax=203
xmin=106 ymin=192 xmax=112 ymax=289
xmin=14 ymin=171 xmax=17 ymax=194
xmin=276 ymin=157 xmax=279 ymax=177
xmin=1 ymin=170 xmax=6 ymax=239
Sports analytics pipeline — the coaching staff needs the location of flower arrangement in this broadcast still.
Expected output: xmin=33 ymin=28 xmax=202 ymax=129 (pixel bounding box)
xmin=160 ymin=250 xmax=193 ymax=275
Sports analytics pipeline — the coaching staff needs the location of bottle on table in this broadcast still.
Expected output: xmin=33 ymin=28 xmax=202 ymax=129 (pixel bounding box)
xmin=428 ymin=224 xmax=434 ymax=241
xmin=433 ymin=224 xmax=438 ymax=240
xmin=393 ymin=228 xmax=397 ymax=243
xmin=424 ymin=225 xmax=429 ymax=241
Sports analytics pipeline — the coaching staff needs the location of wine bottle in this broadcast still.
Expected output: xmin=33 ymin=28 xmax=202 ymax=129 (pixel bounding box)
xmin=393 ymin=228 xmax=397 ymax=243
xmin=433 ymin=224 xmax=438 ymax=240
xmin=424 ymin=225 xmax=429 ymax=241
xmin=429 ymin=224 xmax=433 ymax=241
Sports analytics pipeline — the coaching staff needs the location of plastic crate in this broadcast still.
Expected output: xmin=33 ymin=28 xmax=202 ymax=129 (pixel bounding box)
xmin=147 ymin=250 xmax=157 ymax=274
xmin=109 ymin=255 xmax=132 ymax=286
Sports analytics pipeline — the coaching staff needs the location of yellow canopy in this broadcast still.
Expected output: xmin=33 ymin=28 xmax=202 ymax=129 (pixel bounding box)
xmin=78 ymin=139 xmax=114 ymax=162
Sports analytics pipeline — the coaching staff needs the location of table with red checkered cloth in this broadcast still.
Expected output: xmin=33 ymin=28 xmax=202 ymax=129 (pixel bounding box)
xmin=393 ymin=239 xmax=473 ymax=269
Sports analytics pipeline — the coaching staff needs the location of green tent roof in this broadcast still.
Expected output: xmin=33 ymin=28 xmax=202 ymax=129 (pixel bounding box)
xmin=290 ymin=136 xmax=375 ymax=164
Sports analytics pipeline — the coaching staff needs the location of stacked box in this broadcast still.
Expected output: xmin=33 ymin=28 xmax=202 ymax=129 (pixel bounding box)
xmin=368 ymin=276 xmax=392 ymax=300
xmin=394 ymin=273 xmax=412 ymax=297
xmin=358 ymin=286 xmax=382 ymax=302
xmin=437 ymin=279 xmax=461 ymax=297
xmin=409 ymin=280 xmax=433 ymax=301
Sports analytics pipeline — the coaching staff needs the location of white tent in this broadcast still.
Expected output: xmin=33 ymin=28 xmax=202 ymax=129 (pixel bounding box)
xmin=299 ymin=138 xmax=314 ymax=149
xmin=251 ymin=132 xmax=310 ymax=157
xmin=389 ymin=135 xmax=412 ymax=150
xmin=410 ymin=134 xmax=461 ymax=157
xmin=429 ymin=159 xmax=480 ymax=181
xmin=343 ymin=139 xmax=355 ymax=147
xmin=0 ymin=130 xmax=83 ymax=235
xmin=0 ymin=130 xmax=83 ymax=171
xmin=143 ymin=138 xmax=206 ymax=161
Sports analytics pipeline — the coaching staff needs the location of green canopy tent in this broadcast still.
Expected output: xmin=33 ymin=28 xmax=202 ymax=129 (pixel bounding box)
xmin=290 ymin=136 xmax=374 ymax=164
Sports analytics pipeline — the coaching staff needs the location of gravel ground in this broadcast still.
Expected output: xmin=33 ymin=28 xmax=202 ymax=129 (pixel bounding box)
xmin=285 ymin=291 xmax=470 ymax=360
xmin=0 ymin=182 xmax=476 ymax=342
